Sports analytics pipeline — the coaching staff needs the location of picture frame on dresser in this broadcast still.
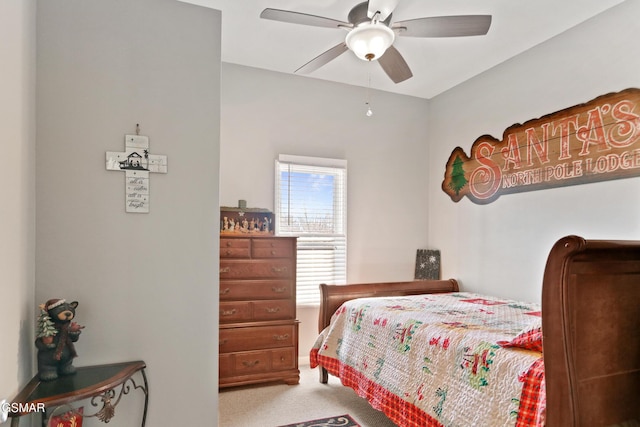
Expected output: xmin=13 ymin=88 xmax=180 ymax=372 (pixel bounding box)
xmin=218 ymin=234 xmax=299 ymax=388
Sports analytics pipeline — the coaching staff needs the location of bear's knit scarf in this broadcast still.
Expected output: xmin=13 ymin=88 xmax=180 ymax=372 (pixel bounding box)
xmin=54 ymin=323 xmax=77 ymax=361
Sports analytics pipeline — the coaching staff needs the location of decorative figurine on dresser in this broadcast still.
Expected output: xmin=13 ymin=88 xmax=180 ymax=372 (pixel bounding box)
xmin=220 ymin=205 xmax=273 ymax=235
xmin=218 ymin=232 xmax=299 ymax=388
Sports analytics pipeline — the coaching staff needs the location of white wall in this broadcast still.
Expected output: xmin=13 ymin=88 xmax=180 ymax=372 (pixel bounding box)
xmin=428 ymin=0 xmax=640 ymax=303
xmin=35 ymin=0 xmax=220 ymax=425
xmin=0 ymin=0 xmax=36 ymax=410
xmin=221 ymin=63 xmax=431 ymax=283
xmin=220 ymin=64 xmax=431 ymax=355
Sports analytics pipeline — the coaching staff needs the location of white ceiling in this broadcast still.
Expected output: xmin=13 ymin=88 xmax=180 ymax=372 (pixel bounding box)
xmin=181 ymin=0 xmax=625 ymax=99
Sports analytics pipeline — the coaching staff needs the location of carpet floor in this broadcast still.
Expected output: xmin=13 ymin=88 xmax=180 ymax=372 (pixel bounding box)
xmin=218 ymin=364 xmax=397 ymax=427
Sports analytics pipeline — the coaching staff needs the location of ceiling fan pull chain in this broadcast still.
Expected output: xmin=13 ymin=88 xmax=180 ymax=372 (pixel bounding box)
xmin=365 ymin=69 xmax=373 ymax=117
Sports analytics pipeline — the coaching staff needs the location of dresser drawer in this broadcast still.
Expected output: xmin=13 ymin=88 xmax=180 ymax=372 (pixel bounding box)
xmin=219 ymin=347 xmax=297 ymax=380
xmin=219 ymin=324 xmax=296 ymax=353
xmin=233 ymin=350 xmax=270 ymax=375
xmin=220 ymin=238 xmax=250 ymax=258
xmin=219 ymin=300 xmax=294 ymax=323
xmin=252 ymin=239 xmax=294 ymax=258
xmin=219 ymin=280 xmax=293 ymax=301
xmin=271 ymin=347 xmax=296 ymax=370
xmin=220 ymin=260 xmax=293 ymax=279
xmin=219 ymin=353 xmax=233 ymax=376
xmin=252 ymin=300 xmax=295 ymax=321
xmin=219 ymin=301 xmax=252 ymax=323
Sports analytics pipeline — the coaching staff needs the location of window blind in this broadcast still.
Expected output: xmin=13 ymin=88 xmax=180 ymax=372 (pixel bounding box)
xmin=275 ymin=155 xmax=347 ymax=305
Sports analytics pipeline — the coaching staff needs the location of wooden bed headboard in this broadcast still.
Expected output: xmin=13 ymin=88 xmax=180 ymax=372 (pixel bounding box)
xmin=318 ymin=279 xmax=459 ymax=333
xmin=542 ymin=235 xmax=640 ymax=427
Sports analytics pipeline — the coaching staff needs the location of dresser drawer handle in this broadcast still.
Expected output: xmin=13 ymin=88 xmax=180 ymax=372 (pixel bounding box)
xmin=226 ymin=250 xmax=233 ymax=256
xmin=273 ymin=334 xmax=289 ymax=341
xmin=272 ymin=286 xmax=287 ymax=293
xmin=220 ymin=339 xmax=228 ymax=346
xmin=221 ymin=309 xmax=237 ymax=316
xmin=271 ymin=250 xmax=276 ymax=255
xmin=220 ymin=267 xmax=231 ymax=273
xmin=265 ymin=307 xmax=280 ymax=313
xmin=271 ymin=267 xmax=287 ymax=273
xmin=220 ymin=288 xmax=230 ymax=295
xmin=242 ymin=360 xmax=260 ymax=368
xmin=226 ymin=241 xmax=232 ymax=247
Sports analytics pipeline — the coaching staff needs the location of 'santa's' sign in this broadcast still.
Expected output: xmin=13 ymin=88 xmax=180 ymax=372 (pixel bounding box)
xmin=442 ymin=88 xmax=640 ymax=204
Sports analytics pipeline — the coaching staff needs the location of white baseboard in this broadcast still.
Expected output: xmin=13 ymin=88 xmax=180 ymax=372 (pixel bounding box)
xmin=298 ymin=355 xmax=310 ymax=367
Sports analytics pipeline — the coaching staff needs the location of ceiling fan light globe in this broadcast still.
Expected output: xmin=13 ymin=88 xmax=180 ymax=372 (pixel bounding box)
xmin=345 ymin=22 xmax=395 ymax=61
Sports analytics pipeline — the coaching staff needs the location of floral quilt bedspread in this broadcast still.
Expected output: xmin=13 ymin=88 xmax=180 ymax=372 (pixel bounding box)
xmin=310 ymin=292 xmax=545 ymax=427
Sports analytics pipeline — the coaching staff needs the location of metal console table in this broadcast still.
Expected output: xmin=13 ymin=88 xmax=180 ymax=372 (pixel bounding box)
xmin=8 ymin=360 xmax=148 ymax=427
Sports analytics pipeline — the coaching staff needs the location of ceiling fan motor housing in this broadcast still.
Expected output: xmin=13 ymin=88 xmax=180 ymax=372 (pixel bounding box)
xmin=348 ymin=2 xmax=392 ymax=26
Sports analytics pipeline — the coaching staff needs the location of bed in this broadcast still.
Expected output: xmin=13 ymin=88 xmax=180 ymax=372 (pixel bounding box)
xmin=310 ymin=235 xmax=640 ymax=427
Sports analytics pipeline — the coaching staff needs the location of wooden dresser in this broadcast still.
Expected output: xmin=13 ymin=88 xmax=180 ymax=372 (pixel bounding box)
xmin=218 ymin=234 xmax=299 ymax=388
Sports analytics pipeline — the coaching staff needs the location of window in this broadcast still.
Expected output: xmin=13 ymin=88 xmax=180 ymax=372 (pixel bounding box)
xmin=275 ymin=155 xmax=347 ymax=305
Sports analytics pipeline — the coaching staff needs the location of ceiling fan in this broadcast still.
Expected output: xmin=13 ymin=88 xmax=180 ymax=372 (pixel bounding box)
xmin=260 ymin=0 xmax=491 ymax=84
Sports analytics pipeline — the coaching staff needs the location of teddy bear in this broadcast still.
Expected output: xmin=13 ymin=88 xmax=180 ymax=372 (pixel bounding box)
xmin=35 ymin=299 xmax=84 ymax=381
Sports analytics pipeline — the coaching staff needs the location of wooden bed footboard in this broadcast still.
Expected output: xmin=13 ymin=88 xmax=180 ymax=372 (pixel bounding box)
xmin=542 ymin=235 xmax=640 ymax=427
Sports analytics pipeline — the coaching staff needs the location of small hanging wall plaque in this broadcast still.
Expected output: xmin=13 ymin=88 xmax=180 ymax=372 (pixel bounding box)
xmin=106 ymin=129 xmax=167 ymax=213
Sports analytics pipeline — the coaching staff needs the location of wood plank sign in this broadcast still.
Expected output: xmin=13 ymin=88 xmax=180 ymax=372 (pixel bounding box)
xmin=106 ymin=133 xmax=168 ymax=213
xmin=442 ymin=88 xmax=640 ymax=204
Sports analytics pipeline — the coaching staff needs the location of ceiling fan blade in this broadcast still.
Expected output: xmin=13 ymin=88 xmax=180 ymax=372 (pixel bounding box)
xmin=378 ymin=45 xmax=413 ymax=83
xmin=393 ymin=15 xmax=492 ymax=37
xmin=295 ymin=43 xmax=349 ymax=74
xmin=367 ymin=0 xmax=400 ymax=21
xmin=260 ymin=8 xmax=351 ymax=29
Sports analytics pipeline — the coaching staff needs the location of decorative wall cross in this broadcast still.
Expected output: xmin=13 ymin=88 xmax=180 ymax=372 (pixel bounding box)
xmin=106 ymin=133 xmax=167 ymax=213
